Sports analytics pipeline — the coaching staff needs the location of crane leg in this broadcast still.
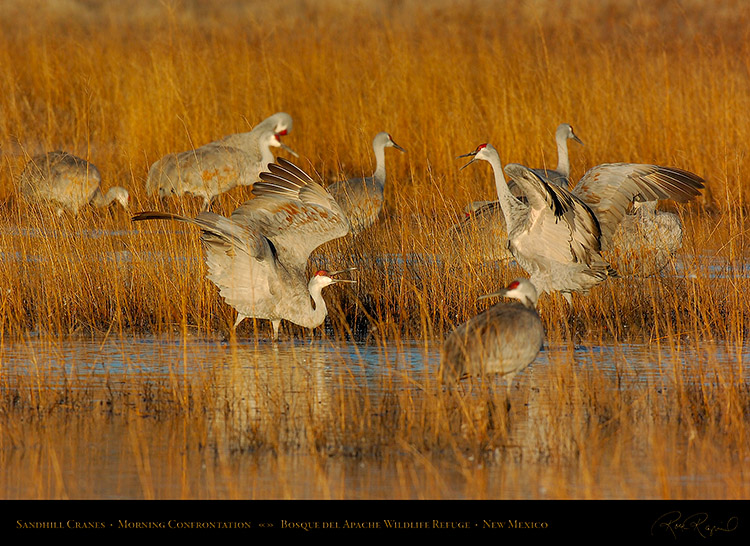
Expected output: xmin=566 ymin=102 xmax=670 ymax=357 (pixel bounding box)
xmin=271 ymin=320 xmax=281 ymax=342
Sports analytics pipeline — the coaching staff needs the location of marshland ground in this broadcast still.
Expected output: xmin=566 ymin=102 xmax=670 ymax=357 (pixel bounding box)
xmin=0 ymin=0 xmax=749 ymax=501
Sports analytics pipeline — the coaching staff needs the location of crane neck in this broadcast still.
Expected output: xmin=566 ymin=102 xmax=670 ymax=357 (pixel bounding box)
xmin=372 ymin=141 xmax=387 ymax=185
xmin=486 ymin=152 xmax=525 ymax=223
xmin=305 ymin=281 xmax=330 ymax=329
xmin=90 ymin=187 xmax=116 ymax=208
xmin=555 ymin=133 xmax=570 ymax=177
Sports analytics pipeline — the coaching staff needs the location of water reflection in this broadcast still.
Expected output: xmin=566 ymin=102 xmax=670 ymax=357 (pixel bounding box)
xmin=2 ymin=334 xmax=747 ymax=391
xmin=1 ymin=334 xmax=747 ymax=499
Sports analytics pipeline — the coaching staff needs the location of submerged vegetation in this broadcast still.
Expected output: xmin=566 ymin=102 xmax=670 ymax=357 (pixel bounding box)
xmin=0 ymin=0 xmax=748 ymax=499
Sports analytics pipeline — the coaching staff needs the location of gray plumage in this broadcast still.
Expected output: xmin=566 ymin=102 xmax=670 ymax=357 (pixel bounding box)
xmin=529 ymin=122 xmax=584 ymax=186
xmin=459 ymin=144 xmax=704 ymax=297
xmin=459 ymin=143 xmax=615 ymax=304
xmin=570 ymin=163 xmax=703 ymax=276
xmin=19 ymin=151 xmax=129 ymax=215
xmin=146 ymin=112 xmax=297 ymax=210
xmin=458 ymin=123 xmax=582 ymax=258
xmin=607 ymin=201 xmax=683 ymax=276
xmin=133 ymin=158 xmax=355 ymax=341
xmin=570 ymin=162 xmax=703 ymax=253
xmin=439 ymin=278 xmax=544 ymax=392
xmin=327 ymin=132 xmax=405 ymax=234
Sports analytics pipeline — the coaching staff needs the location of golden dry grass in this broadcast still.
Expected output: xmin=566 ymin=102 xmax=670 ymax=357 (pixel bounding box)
xmin=0 ymin=0 xmax=749 ymax=500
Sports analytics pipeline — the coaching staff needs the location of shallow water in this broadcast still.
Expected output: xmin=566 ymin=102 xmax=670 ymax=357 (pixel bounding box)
xmin=3 ymin=333 xmax=746 ymax=388
xmin=1 ymin=333 xmax=747 ymax=499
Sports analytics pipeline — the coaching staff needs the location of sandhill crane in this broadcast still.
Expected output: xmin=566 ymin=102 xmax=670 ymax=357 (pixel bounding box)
xmin=606 ymin=201 xmax=683 ymax=276
xmin=568 ymin=163 xmax=703 ymax=276
xmin=19 ymin=151 xmax=129 ymax=215
xmin=459 ymin=143 xmax=704 ymax=291
xmin=439 ymin=278 xmax=544 ymax=399
xmin=326 ymin=132 xmax=405 ymax=234
xmin=146 ymin=112 xmax=297 ymax=211
xmin=532 ymin=123 xmax=584 ymax=185
xmin=459 ymin=143 xmax=616 ymax=304
xmin=456 ymin=124 xmax=582 ymax=259
xmin=466 ymin=123 xmax=704 ymax=277
xmin=133 ymin=158 xmax=355 ymax=341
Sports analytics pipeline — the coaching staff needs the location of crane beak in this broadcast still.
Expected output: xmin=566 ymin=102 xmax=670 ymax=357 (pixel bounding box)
xmin=477 ymin=288 xmax=508 ymax=302
xmin=572 ymin=134 xmax=584 ymax=146
xmin=392 ymin=141 xmax=406 ymax=153
xmin=458 ymin=151 xmax=478 ymax=171
xmin=329 ymin=267 xmax=357 ymax=283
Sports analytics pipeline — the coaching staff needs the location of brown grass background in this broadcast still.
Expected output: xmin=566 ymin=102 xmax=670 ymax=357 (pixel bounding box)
xmin=0 ymin=0 xmax=748 ymax=501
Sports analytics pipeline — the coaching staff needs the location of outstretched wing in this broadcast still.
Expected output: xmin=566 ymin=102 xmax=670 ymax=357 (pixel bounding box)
xmin=131 ymin=211 xmax=281 ymax=316
xmin=503 ymin=163 xmax=604 ymax=267
xmin=571 ymin=163 xmax=704 ymax=249
xmin=230 ymin=158 xmax=351 ymax=270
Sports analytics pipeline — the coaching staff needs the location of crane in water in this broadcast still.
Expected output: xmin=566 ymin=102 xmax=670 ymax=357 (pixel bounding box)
xmin=439 ymin=278 xmax=544 ymax=402
xmin=133 ymin=158 xmax=355 ymax=341
xmin=146 ymin=112 xmax=297 ymax=211
xmin=19 ymin=151 xmax=129 ymax=215
xmin=458 ymin=143 xmax=704 ymax=296
xmin=569 ymin=163 xmax=703 ymax=276
xmin=459 ymin=143 xmax=615 ymax=304
xmin=326 ymin=132 xmax=405 ymax=234
xmin=456 ymin=123 xmax=582 ymax=258
xmin=461 ymin=127 xmax=702 ymax=276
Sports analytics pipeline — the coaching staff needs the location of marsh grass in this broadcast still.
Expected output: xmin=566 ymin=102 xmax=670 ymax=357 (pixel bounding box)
xmin=0 ymin=0 xmax=749 ymax=499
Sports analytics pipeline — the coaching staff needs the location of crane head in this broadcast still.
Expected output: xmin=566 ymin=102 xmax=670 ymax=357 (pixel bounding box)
xmin=477 ymin=278 xmax=539 ymax=308
xmin=309 ymin=268 xmax=357 ymax=289
xmin=458 ymin=143 xmax=495 ymax=170
xmin=387 ymin=134 xmax=406 ymax=153
xmin=270 ymin=130 xmax=298 ymax=157
xmin=374 ymin=132 xmax=406 ymax=153
xmin=558 ymin=123 xmax=584 ymax=146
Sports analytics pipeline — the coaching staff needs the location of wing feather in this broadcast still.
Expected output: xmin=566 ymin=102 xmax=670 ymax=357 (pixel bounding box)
xmin=572 ymin=163 xmax=704 ymax=248
xmin=230 ymin=159 xmax=351 ymax=270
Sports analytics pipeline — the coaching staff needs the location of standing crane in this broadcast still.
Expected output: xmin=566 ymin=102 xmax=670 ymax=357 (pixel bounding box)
xmin=133 ymin=158 xmax=355 ymax=341
xmin=605 ymin=201 xmax=683 ymax=276
xmin=19 ymin=151 xmax=129 ymax=215
xmin=456 ymin=123 xmax=582 ymax=258
xmin=530 ymin=122 xmax=584 ymax=186
xmin=459 ymin=143 xmax=615 ymax=304
xmin=326 ymin=132 xmax=405 ymax=234
xmin=458 ymin=143 xmax=704 ymax=296
xmin=569 ymin=163 xmax=703 ymax=276
xmin=439 ymin=278 xmax=544 ymax=401
xmin=146 ymin=112 xmax=297 ymax=211
xmin=462 ymin=124 xmax=702 ymax=275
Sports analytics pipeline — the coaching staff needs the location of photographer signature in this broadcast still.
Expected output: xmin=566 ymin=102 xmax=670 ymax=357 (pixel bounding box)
xmin=651 ymin=511 xmax=738 ymax=539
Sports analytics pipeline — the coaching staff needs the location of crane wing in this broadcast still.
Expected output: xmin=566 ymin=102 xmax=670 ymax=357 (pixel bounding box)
xmin=230 ymin=158 xmax=351 ymax=270
xmin=503 ymin=163 xmax=605 ymax=267
xmin=571 ymin=163 xmax=704 ymax=249
xmin=131 ymin=211 xmax=282 ymax=316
